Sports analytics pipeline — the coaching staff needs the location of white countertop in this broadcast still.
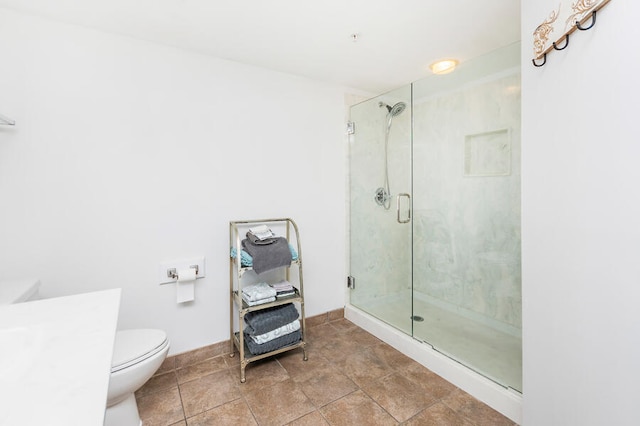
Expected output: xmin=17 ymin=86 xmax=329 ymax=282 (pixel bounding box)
xmin=0 ymin=289 xmax=121 ymax=426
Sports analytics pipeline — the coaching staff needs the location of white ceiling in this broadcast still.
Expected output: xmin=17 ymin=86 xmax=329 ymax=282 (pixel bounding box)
xmin=0 ymin=0 xmax=521 ymax=94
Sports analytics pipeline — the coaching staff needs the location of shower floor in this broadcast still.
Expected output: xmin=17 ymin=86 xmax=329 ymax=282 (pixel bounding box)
xmin=358 ymin=294 xmax=522 ymax=392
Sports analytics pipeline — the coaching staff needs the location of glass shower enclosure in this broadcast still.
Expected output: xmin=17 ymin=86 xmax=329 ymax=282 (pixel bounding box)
xmin=348 ymin=43 xmax=522 ymax=392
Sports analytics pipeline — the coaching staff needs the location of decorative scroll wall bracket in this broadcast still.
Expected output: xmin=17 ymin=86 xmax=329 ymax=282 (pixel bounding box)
xmin=532 ymin=0 xmax=611 ymax=67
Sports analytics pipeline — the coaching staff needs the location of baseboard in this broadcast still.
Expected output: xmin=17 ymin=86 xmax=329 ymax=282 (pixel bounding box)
xmin=155 ymin=307 xmax=345 ymax=374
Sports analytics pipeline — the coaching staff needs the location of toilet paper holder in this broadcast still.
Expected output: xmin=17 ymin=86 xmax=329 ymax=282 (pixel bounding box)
xmin=167 ymin=265 xmax=199 ymax=280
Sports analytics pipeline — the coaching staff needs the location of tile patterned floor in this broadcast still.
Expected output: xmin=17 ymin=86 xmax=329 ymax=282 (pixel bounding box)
xmin=135 ymin=318 xmax=517 ymax=426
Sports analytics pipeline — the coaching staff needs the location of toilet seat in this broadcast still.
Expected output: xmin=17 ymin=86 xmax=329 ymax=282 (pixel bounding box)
xmin=111 ymin=329 xmax=169 ymax=373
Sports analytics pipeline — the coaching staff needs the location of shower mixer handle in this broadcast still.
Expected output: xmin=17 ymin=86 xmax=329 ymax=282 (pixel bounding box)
xmin=396 ymin=193 xmax=411 ymax=224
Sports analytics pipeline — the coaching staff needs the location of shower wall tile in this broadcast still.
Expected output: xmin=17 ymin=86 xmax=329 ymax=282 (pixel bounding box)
xmin=413 ymin=73 xmax=522 ymax=329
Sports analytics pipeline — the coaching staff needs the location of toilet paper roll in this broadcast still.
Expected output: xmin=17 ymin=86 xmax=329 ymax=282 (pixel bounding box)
xmin=176 ymin=267 xmax=196 ymax=303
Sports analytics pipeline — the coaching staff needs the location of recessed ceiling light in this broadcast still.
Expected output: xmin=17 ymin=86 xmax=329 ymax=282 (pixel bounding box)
xmin=429 ymin=59 xmax=458 ymax=75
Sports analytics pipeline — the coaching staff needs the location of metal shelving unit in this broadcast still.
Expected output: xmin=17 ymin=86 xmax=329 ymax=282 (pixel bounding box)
xmin=229 ymin=218 xmax=307 ymax=383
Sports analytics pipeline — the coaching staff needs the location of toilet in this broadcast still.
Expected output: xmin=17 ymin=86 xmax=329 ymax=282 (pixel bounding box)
xmin=106 ymin=328 xmax=170 ymax=426
xmin=0 ymin=279 xmax=170 ymax=426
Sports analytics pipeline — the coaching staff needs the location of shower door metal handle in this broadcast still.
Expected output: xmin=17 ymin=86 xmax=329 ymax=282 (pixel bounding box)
xmin=396 ymin=193 xmax=411 ymax=224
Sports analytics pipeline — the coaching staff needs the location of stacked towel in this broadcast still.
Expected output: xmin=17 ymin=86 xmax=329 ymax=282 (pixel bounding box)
xmin=242 ymin=296 xmax=276 ymax=306
xmin=230 ymin=247 xmax=254 ymax=266
xmin=245 ymin=329 xmax=302 ymax=355
xmin=241 ymin=282 xmax=276 ymax=306
xmin=249 ymin=319 xmax=300 ymax=344
xmin=244 ymin=303 xmax=299 ymax=335
xmin=246 ymin=225 xmax=277 ymax=245
xmin=243 ymin=302 xmax=301 ymax=355
xmin=271 ymin=279 xmax=296 ymax=298
xmin=230 ymin=244 xmax=298 ymax=267
xmin=242 ymin=237 xmax=292 ymax=274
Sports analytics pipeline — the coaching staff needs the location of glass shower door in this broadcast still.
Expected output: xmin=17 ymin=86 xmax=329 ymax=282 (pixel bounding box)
xmin=411 ymin=43 xmax=522 ymax=391
xmin=348 ymin=85 xmax=413 ymax=334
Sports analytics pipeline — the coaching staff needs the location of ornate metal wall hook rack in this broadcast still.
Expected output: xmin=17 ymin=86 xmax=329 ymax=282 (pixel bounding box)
xmin=576 ymin=10 xmax=597 ymax=30
xmin=532 ymin=54 xmax=547 ymax=67
xmin=553 ymin=34 xmax=570 ymax=50
xmin=532 ymin=0 xmax=611 ymax=68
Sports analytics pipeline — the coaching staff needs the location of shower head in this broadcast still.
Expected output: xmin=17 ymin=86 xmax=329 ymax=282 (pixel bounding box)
xmin=379 ymin=101 xmax=407 ymax=117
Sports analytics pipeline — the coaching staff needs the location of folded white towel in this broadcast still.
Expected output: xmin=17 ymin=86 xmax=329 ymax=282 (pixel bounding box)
xmin=249 ymin=225 xmax=270 ymax=234
xmin=242 ymin=294 xmax=276 ymax=306
xmin=271 ymin=279 xmax=294 ymax=291
xmin=241 ymin=282 xmax=277 ymax=302
xmin=249 ymin=319 xmax=301 ymax=344
xmin=248 ymin=225 xmax=275 ymax=240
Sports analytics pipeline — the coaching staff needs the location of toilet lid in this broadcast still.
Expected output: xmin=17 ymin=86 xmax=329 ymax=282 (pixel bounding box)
xmin=111 ymin=329 xmax=168 ymax=372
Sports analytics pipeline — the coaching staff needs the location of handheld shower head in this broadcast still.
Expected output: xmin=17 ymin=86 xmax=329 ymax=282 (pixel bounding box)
xmin=378 ymin=101 xmax=407 ymax=117
xmin=389 ymin=102 xmax=406 ymax=117
xmin=376 ymin=100 xmax=407 ymax=210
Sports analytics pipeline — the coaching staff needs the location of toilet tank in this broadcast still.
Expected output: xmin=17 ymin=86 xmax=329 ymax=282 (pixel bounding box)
xmin=0 ymin=279 xmax=41 ymax=305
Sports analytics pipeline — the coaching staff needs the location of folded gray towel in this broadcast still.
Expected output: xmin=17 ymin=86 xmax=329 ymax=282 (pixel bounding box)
xmin=244 ymin=329 xmax=302 ymax=355
xmin=244 ymin=303 xmax=299 ymax=335
xmin=241 ymin=237 xmax=292 ymax=274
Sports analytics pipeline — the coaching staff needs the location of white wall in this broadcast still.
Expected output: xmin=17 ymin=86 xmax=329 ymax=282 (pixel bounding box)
xmin=0 ymin=8 xmax=347 ymax=355
xmin=522 ymin=2 xmax=640 ymax=425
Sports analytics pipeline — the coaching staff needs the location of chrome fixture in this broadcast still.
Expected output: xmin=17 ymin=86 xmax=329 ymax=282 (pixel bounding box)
xmin=378 ymin=101 xmax=406 ymax=117
xmin=376 ymin=101 xmax=407 ymax=209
